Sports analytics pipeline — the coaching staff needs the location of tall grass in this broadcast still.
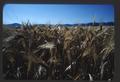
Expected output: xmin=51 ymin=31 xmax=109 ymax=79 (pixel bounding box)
xmin=2 ymin=24 xmax=114 ymax=80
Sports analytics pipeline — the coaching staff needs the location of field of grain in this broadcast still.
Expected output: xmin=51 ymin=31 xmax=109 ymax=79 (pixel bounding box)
xmin=2 ymin=24 xmax=114 ymax=81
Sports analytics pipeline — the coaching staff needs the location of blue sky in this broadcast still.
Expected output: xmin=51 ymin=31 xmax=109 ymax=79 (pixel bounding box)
xmin=3 ymin=4 xmax=114 ymax=24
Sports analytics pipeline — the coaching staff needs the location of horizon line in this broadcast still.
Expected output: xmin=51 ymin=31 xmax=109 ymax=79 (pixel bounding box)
xmin=3 ymin=21 xmax=114 ymax=25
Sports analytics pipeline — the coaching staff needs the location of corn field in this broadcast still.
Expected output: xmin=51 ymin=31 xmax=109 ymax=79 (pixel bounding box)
xmin=2 ymin=24 xmax=114 ymax=81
